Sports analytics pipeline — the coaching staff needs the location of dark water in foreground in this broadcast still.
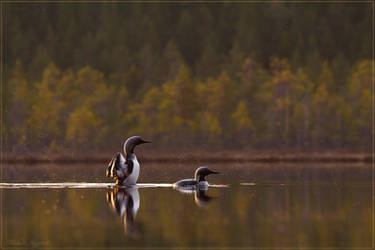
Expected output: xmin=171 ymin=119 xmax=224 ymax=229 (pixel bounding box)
xmin=2 ymin=162 xmax=372 ymax=248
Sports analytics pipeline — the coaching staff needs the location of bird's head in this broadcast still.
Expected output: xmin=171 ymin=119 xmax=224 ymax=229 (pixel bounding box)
xmin=123 ymin=136 xmax=151 ymax=155
xmin=194 ymin=166 xmax=219 ymax=182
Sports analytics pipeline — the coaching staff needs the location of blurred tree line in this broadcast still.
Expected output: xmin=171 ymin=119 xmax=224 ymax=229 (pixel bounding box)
xmin=3 ymin=3 xmax=373 ymax=152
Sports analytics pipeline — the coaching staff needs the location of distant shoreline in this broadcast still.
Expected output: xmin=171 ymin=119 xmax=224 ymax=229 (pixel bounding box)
xmin=2 ymin=151 xmax=373 ymax=164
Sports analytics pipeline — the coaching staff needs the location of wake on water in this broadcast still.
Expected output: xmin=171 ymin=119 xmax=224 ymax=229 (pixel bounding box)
xmin=0 ymin=183 xmax=229 ymax=189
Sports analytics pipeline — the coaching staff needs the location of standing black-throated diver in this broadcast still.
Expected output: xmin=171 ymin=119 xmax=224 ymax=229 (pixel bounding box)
xmin=106 ymin=136 xmax=150 ymax=186
xmin=173 ymin=166 xmax=219 ymax=190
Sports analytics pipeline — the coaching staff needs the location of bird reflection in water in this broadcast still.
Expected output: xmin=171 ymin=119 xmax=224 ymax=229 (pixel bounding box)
xmin=174 ymin=188 xmax=213 ymax=208
xmin=106 ymin=187 xmax=140 ymax=238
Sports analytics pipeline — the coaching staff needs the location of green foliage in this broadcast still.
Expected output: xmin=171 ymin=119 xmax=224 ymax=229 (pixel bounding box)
xmin=4 ymin=3 xmax=372 ymax=151
xmin=127 ymin=87 xmax=162 ymax=139
xmin=7 ymin=61 xmax=31 ymax=150
xmin=66 ymin=105 xmax=100 ymax=149
xmin=345 ymin=60 xmax=373 ymax=147
xmin=231 ymin=101 xmax=255 ymax=146
xmin=6 ymin=57 xmax=373 ymax=151
xmin=27 ymin=63 xmax=63 ymax=148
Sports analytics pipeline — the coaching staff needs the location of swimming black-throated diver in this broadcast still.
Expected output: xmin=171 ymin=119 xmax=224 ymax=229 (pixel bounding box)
xmin=106 ymin=136 xmax=150 ymax=186
xmin=173 ymin=166 xmax=219 ymax=190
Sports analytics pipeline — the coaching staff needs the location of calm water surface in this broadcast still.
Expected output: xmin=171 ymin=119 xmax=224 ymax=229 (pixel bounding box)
xmin=2 ymin=162 xmax=372 ymax=248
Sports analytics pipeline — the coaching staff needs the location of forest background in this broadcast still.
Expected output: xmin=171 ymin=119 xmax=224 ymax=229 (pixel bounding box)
xmin=3 ymin=3 xmax=373 ymax=157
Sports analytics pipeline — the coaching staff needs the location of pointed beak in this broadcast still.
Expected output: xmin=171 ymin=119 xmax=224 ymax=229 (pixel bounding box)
xmin=210 ymin=170 xmax=219 ymax=174
xmin=140 ymin=139 xmax=151 ymax=144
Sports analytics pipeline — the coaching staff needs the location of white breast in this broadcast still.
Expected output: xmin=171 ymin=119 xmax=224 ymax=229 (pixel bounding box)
xmin=196 ymin=181 xmax=209 ymax=190
xmin=122 ymin=156 xmax=140 ymax=186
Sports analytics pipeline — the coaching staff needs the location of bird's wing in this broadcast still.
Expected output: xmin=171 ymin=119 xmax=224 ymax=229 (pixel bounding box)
xmin=174 ymin=179 xmax=197 ymax=188
xmin=118 ymin=153 xmax=126 ymax=165
xmin=123 ymin=158 xmax=134 ymax=178
xmin=106 ymin=152 xmax=126 ymax=178
xmin=106 ymin=153 xmax=118 ymax=178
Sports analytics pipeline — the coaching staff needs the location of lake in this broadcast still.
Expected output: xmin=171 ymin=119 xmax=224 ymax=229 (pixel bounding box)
xmin=2 ymin=162 xmax=372 ymax=248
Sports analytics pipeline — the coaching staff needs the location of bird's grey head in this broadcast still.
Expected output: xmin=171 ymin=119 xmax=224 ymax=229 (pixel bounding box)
xmin=195 ymin=166 xmax=219 ymax=182
xmin=123 ymin=136 xmax=151 ymax=155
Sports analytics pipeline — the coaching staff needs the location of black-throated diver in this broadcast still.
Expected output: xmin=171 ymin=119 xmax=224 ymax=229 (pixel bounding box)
xmin=173 ymin=166 xmax=219 ymax=190
xmin=106 ymin=136 xmax=150 ymax=186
